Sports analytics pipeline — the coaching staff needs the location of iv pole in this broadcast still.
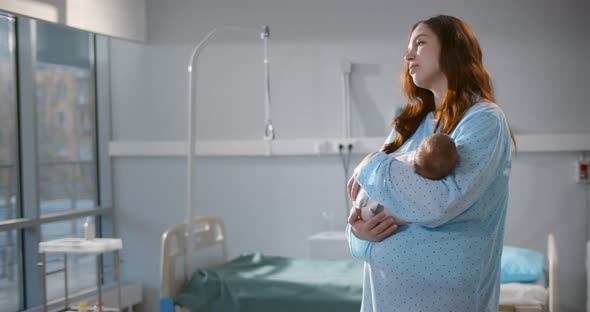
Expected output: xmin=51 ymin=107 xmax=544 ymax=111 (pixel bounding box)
xmin=184 ymin=25 xmax=274 ymax=280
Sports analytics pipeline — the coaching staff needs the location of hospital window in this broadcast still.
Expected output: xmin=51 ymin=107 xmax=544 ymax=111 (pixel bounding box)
xmin=0 ymin=13 xmax=113 ymax=311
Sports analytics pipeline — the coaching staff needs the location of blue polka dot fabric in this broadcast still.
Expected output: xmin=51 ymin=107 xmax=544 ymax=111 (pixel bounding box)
xmin=347 ymin=103 xmax=512 ymax=311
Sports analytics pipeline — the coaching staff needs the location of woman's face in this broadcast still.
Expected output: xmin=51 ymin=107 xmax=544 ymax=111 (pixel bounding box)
xmin=405 ymin=23 xmax=445 ymax=90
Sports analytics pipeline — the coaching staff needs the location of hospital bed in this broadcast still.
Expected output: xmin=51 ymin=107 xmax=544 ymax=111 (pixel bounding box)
xmin=159 ymin=217 xmax=559 ymax=312
xmin=499 ymin=232 xmax=559 ymax=312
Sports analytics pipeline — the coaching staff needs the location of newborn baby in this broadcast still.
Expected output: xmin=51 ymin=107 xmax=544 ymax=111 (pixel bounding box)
xmin=354 ymin=133 xmax=459 ymax=223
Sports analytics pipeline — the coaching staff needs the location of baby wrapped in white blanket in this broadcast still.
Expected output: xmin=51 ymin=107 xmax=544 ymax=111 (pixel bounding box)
xmin=354 ymin=133 xmax=459 ymax=223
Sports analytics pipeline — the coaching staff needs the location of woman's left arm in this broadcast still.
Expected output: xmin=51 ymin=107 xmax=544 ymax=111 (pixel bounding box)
xmin=357 ymin=105 xmax=512 ymax=228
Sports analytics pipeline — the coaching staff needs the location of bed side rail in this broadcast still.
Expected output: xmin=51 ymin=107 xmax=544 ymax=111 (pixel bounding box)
xmin=547 ymin=232 xmax=559 ymax=312
xmin=160 ymin=216 xmax=227 ymax=298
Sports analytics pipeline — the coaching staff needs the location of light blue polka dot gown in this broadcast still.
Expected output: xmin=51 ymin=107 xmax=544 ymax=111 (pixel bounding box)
xmin=347 ymin=102 xmax=512 ymax=312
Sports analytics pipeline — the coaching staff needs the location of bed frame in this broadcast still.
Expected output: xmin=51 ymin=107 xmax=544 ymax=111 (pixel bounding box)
xmin=159 ymin=217 xmax=559 ymax=312
xmin=160 ymin=217 xmax=227 ymax=301
xmin=499 ymin=233 xmax=559 ymax=312
xmin=547 ymin=232 xmax=559 ymax=312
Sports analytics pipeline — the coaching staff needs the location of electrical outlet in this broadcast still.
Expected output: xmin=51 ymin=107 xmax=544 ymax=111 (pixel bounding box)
xmin=314 ymin=139 xmax=357 ymax=154
xmin=334 ymin=139 xmax=356 ymax=152
xmin=314 ymin=140 xmax=332 ymax=154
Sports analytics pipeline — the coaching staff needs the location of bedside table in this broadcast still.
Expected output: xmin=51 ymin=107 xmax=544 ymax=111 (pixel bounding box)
xmin=307 ymin=231 xmax=349 ymax=259
xmin=38 ymin=238 xmax=123 ymax=312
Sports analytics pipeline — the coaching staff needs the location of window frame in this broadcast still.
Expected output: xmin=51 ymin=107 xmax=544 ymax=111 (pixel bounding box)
xmin=0 ymin=15 xmax=113 ymax=310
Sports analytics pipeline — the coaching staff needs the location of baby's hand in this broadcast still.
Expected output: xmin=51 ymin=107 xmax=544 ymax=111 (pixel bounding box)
xmin=371 ymin=205 xmax=384 ymax=215
xmin=360 ymin=206 xmax=377 ymax=221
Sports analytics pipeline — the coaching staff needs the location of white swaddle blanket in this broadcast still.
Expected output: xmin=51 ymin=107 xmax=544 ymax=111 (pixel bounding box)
xmin=354 ymin=189 xmax=408 ymax=225
xmin=353 ymin=152 xmax=414 ymax=224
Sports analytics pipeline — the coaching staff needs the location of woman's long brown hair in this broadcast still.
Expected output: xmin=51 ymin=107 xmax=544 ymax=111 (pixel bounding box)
xmin=383 ymin=15 xmax=513 ymax=154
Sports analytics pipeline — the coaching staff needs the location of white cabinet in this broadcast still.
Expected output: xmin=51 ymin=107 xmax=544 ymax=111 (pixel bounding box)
xmin=307 ymin=231 xmax=349 ymax=259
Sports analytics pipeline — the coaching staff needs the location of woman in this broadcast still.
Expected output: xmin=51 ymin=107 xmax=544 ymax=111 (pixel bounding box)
xmin=347 ymin=15 xmax=513 ymax=311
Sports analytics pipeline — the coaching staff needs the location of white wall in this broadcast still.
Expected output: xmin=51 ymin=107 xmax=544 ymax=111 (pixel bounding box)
xmin=109 ymin=0 xmax=590 ymax=311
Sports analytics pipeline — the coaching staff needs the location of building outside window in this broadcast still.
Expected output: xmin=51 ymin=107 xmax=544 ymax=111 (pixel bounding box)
xmin=0 ymin=13 xmax=111 ymax=311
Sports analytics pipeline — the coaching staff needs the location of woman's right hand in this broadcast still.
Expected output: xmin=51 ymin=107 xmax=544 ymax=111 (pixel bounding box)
xmin=347 ymin=171 xmax=361 ymax=202
xmin=348 ymin=208 xmax=399 ymax=242
xmin=347 ymin=152 xmax=378 ymax=201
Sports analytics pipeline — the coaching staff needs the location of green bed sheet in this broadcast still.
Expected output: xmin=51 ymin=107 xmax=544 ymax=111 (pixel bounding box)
xmin=175 ymin=252 xmax=364 ymax=312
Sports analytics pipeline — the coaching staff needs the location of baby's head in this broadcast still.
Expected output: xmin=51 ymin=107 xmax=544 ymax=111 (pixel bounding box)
xmin=414 ymin=133 xmax=459 ymax=180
